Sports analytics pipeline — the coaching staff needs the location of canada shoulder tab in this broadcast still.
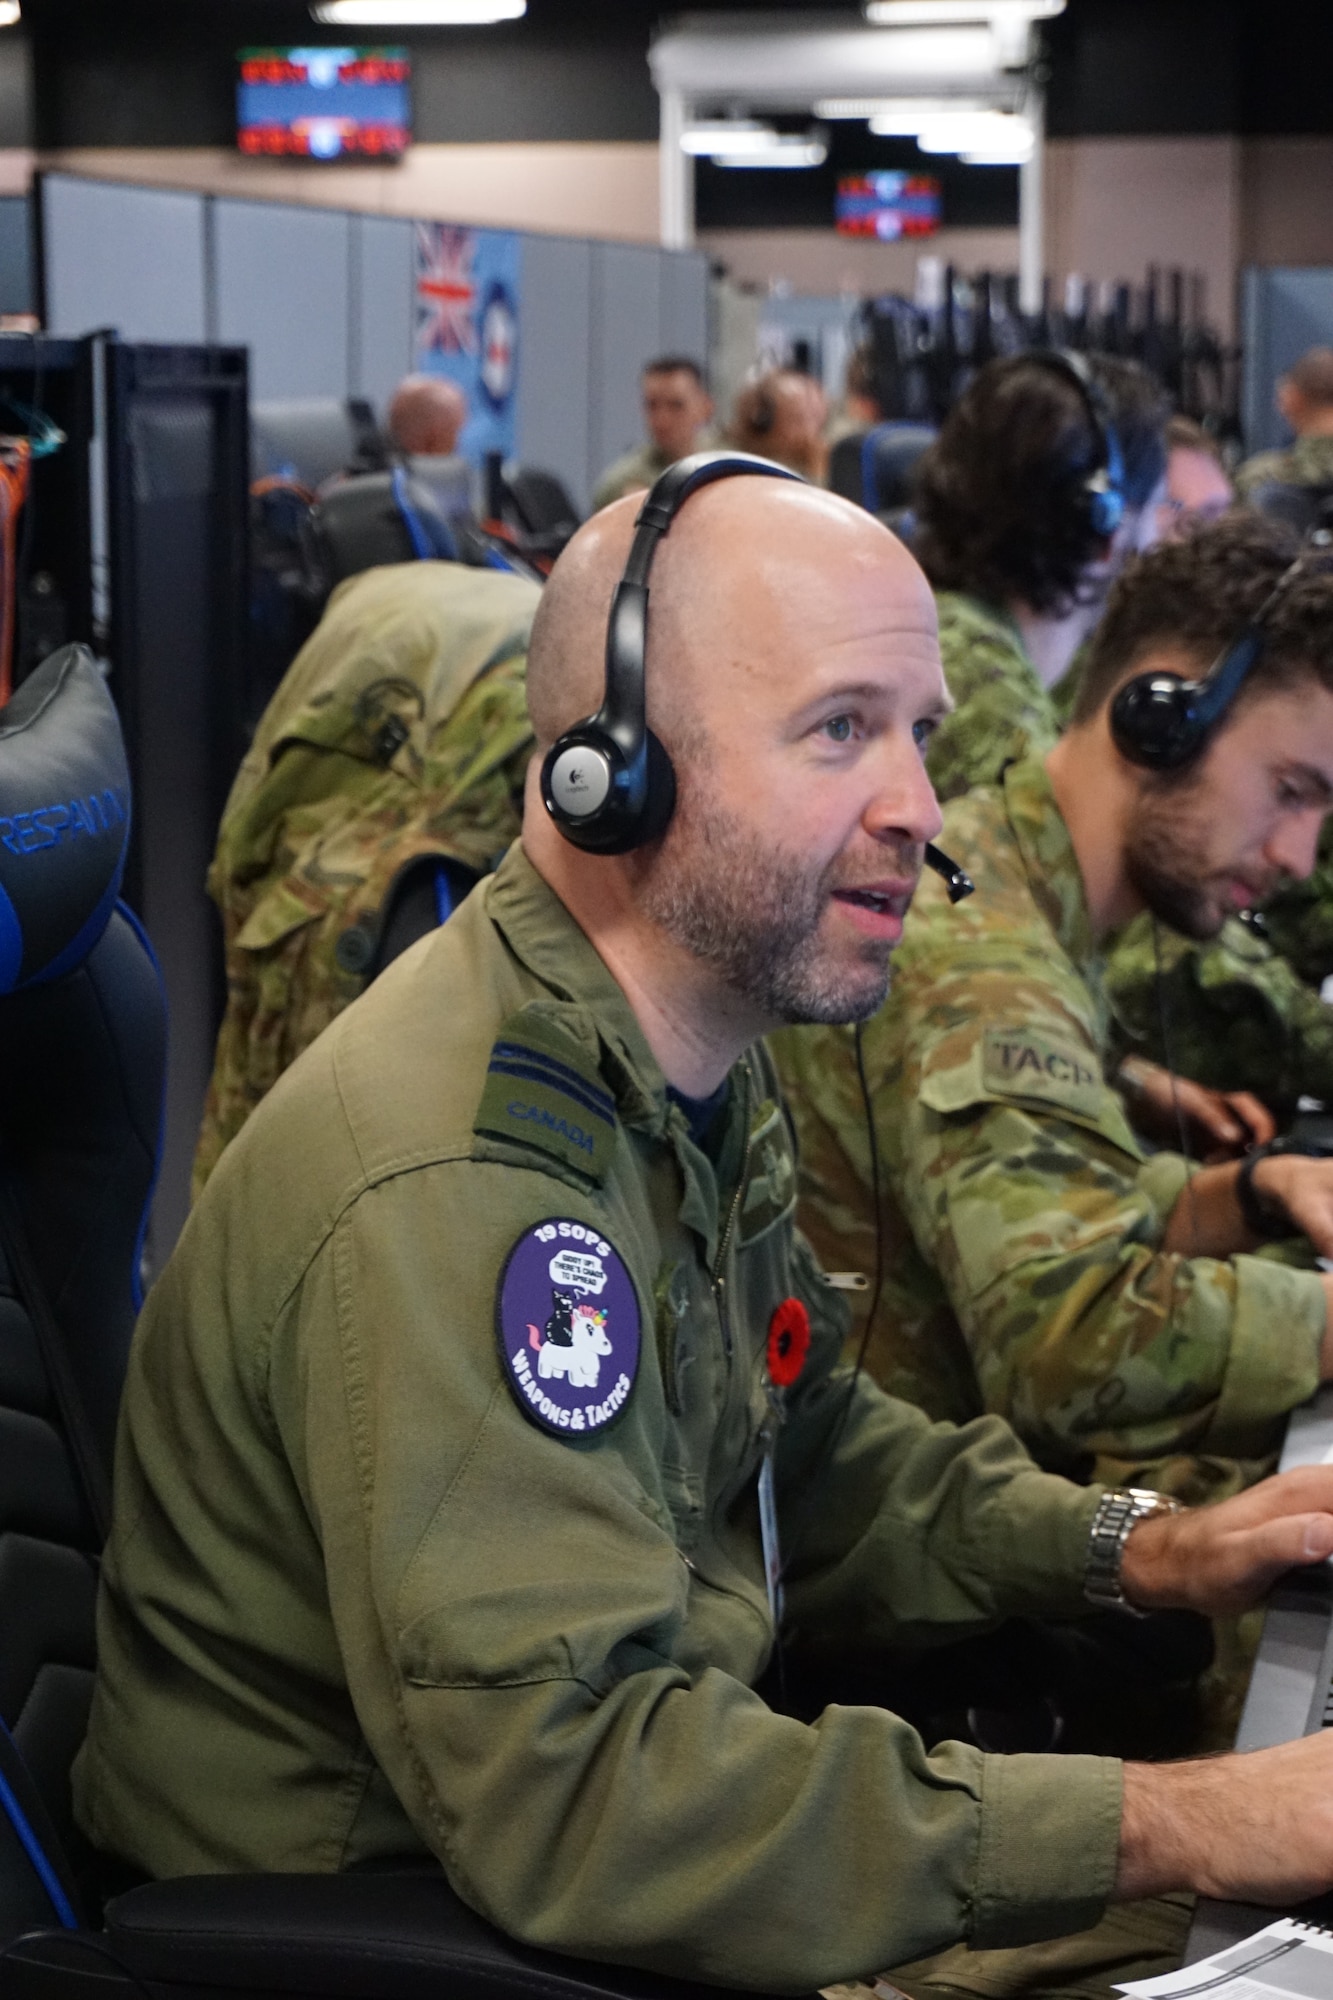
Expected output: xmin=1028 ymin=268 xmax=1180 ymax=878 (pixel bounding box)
xmin=474 ymin=1009 xmax=619 ymax=1182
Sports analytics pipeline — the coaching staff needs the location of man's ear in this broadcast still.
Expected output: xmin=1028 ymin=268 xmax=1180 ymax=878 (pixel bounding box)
xmin=1277 ymin=380 xmax=1302 ymax=430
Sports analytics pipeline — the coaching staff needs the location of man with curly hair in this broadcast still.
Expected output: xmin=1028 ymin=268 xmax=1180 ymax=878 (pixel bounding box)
xmin=912 ymin=351 xmax=1168 ymax=804
xmin=774 ymin=514 xmax=1333 ymax=1509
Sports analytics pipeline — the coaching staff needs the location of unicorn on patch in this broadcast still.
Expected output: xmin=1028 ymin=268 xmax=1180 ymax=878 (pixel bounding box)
xmin=529 ymin=1290 xmax=612 ymax=1390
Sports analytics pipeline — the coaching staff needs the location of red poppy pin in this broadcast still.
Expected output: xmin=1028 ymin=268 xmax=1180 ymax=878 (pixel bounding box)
xmin=767 ymin=1296 xmax=810 ymax=1390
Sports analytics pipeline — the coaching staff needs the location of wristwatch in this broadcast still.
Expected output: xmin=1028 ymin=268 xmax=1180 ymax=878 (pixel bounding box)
xmin=1235 ymin=1148 xmax=1290 ymax=1241
xmin=1084 ymin=1487 xmax=1183 ymax=1615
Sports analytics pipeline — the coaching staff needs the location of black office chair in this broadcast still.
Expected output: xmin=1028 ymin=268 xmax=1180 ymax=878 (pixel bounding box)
xmin=826 ymin=422 xmax=936 ymax=530
xmin=310 ymin=467 xmax=461 ymax=586
xmin=0 ymin=655 xmax=800 ymax=2000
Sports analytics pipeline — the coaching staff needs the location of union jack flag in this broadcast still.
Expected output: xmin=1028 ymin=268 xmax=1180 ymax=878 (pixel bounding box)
xmin=415 ymin=224 xmax=478 ymax=357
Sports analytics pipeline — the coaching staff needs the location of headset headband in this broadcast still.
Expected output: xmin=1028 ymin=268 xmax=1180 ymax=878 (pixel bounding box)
xmin=1023 ymin=349 xmax=1126 ymax=540
xmin=541 ymin=451 xmax=804 ymax=855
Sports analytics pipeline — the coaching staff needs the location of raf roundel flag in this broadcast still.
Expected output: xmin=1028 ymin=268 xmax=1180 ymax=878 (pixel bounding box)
xmin=414 ymin=221 xmax=520 ymax=468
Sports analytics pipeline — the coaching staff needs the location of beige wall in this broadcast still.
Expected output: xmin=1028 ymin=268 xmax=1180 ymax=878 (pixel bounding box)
xmin=1044 ymin=135 xmax=1242 ymax=337
xmin=34 ymin=142 xmax=661 ymax=243
xmin=1239 ymin=138 xmax=1333 ymax=268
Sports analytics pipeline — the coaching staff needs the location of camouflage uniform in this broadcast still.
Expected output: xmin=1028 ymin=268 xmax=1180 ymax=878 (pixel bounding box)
xmin=194 ymin=560 xmax=541 ymax=1193
xmin=771 ymin=758 xmax=1327 ymax=1505
xmin=925 ymin=592 xmax=1057 ymax=803
xmin=1235 ymin=432 xmax=1333 ymax=498
xmin=926 ymin=588 xmax=1333 ymax=1116
xmin=591 ymin=442 xmax=674 ymax=512
xmin=1261 ymin=819 xmax=1333 ymax=996
xmin=1105 ymin=906 xmax=1333 ymax=1117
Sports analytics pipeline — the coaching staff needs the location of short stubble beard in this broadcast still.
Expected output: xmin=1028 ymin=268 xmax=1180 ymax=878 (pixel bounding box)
xmin=639 ymin=785 xmax=895 ymax=1027
xmin=1122 ymin=773 xmax=1226 ymax=942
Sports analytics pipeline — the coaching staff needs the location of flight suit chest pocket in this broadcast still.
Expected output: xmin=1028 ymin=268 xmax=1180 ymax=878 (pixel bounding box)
xmin=736 ymin=1099 xmax=797 ymax=1247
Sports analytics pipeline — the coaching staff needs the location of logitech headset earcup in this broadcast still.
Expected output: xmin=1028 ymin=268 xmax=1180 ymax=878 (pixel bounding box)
xmin=542 ymin=450 xmax=806 ymax=854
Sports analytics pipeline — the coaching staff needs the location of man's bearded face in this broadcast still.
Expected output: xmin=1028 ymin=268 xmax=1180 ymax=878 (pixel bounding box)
xmin=639 ymin=771 xmax=911 ymax=1026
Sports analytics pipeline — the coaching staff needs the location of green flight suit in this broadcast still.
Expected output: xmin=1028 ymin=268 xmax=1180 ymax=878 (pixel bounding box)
xmin=1235 ymin=432 xmax=1333 ymax=498
xmin=771 ymin=759 xmax=1326 ymax=1506
xmin=194 ymin=560 xmax=541 ymax=1193
xmin=76 ymin=843 xmax=1124 ymax=1991
xmin=925 ymin=587 xmax=1333 ymax=1117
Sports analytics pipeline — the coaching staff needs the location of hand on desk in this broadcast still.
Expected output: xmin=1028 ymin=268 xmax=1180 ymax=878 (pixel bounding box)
xmin=1116 ymin=1466 xmax=1333 ymax=1908
xmin=1122 ymin=1465 xmax=1333 ymax=1617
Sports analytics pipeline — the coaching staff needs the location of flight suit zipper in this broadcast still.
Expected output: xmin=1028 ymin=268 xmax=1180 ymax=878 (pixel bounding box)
xmin=711 ymin=1062 xmax=751 ymax=1357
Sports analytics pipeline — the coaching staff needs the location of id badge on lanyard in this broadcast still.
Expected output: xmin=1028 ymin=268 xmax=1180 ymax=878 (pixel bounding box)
xmin=758 ymin=1436 xmax=784 ymax=1627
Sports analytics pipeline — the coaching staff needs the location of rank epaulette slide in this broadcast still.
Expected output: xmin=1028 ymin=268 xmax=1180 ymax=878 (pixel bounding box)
xmin=474 ymin=1011 xmax=618 ymax=1181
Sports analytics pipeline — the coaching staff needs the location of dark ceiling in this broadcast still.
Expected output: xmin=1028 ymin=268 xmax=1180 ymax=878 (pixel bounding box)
xmin=12 ymin=0 xmax=1333 ymax=233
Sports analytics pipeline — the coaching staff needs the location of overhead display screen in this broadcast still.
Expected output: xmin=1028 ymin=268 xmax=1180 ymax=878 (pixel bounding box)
xmin=835 ymin=172 xmax=942 ymax=241
xmin=237 ymin=48 xmax=411 ymax=161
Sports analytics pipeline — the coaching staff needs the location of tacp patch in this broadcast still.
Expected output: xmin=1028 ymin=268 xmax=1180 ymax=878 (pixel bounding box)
xmin=496 ymin=1218 xmax=641 ymax=1440
xmin=981 ymin=1025 xmax=1103 ymax=1117
xmin=475 ymin=1012 xmax=617 ymax=1182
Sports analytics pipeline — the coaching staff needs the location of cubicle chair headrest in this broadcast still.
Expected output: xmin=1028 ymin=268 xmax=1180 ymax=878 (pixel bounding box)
xmin=0 ymin=644 xmax=131 ymax=995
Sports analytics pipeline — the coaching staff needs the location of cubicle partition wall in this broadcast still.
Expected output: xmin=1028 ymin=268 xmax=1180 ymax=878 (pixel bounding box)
xmin=103 ymin=342 xmax=251 ymax=1267
xmin=1242 ymin=266 xmax=1333 ymax=455
xmin=38 ymin=172 xmax=711 ymax=513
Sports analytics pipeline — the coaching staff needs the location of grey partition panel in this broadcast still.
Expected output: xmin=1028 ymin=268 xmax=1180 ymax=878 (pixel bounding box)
xmin=1242 ymin=266 xmax=1333 ymax=455
xmin=351 ymin=212 xmax=413 ymax=420
xmin=213 ymin=199 xmax=351 ymax=403
xmin=659 ymin=250 xmax=709 ymax=375
xmin=41 ymin=175 xmax=206 ymax=342
xmin=0 ymin=197 xmax=30 ymax=315
xmin=590 ymin=243 xmax=663 ymax=496
xmin=517 ymin=231 xmax=594 ymax=513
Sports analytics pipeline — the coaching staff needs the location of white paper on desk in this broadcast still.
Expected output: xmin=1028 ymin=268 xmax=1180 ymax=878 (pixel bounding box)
xmin=1116 ymin=1918 xmax=1333 ymax=1999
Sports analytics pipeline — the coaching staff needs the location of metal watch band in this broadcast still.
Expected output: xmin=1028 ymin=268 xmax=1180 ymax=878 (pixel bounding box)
xmin=1084 ymin=1486 xmax=1183 ymax=1615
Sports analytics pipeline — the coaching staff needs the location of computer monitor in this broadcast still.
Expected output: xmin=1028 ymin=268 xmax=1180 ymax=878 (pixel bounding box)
xmin=835 ymin=172 xmax=941 ymax=242
xmin=237 ymin=47 xmax=411 ymax=161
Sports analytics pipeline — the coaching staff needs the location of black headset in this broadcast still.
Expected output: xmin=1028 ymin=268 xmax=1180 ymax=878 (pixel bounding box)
xmin=541 ymin=451 xmax=797 ymax=854
xmin=1022 ymin=349 xmax=1126 ymax=542
xmin=541 ymin=450 xmax=974 ymax=900
xmin=1110 ymin=543 xmax=1324 ymax=772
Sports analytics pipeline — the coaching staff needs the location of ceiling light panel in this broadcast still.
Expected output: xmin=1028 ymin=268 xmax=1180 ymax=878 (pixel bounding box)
xmin=311 ymin=0 xmax=525 ymax=24
xmin=680 ymin=120 xmax=779 ymax=156
xmin=915 ymin=109 xmax=1032 ymax=155
xmin=864 ymin=1 xmax=1064 ymax=22
xmin=0 ymin=2 xmax=19 ymax=21
xmin=714 ymin=140 xmax=828 ymax=170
